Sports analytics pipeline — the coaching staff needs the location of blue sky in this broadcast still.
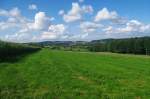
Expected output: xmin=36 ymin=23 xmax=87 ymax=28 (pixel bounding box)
xmin=0 ymin=0 xmax=150 ymax=42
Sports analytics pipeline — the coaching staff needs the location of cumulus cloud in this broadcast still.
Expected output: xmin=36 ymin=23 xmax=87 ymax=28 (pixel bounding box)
xmin=95 ymin=8 xmax=118 ymax=22
xmin=40 ymin=24 xmax=66 ymax=40
xmin=80 ymin=21 xmax=102 ymax=33
xmin=58 ymin=10 xmax=65 ymax=15
xmin=0 ymin=9 xmax=8 ymax=16
xmin=60 ymin=3 xmax=93 ymax=22
xmin=28 ymin=4 xmax=38 ymax=10
xmin=1 ymin=5 xmax=150 ymax=42
xmin=40 ymin=31 xmax=57 ymax=39
xmin=0 ymin=7 xmax=21 ymax=18
xmin=103 ymin=20 xmax=150 ymax=34
xmin=28 ymin=12 xmax=51 ymax=30
xmin=0 ymin=21 xmax=20 ymax=30
xmin=0 ymin=8 xmax=56 ymax=42
xmin=9 ymin=8 xmax=21 ymax=17
xmin=2 ymin=9 xmax=54 ymax=32
xmin=119 ymin=20 xmax=150 ymax=33
xmin=102 ymin=26 xmax=114 ymax=34
xmin=63 ymin=3 xmax=81 ymax=22
xmin=1 ymin=11 xmax=53 ymax=41
xmin=82 ymin=5 xmax=93 ymax=14
xmin=0 ymin=8 xmax=28 ymax=31
xmin=48 ymin=24 xmax=66 ymax=34
xmin=4 ymin=32 xmax=31 ymax=43
xmin=0 ymin=8 xmax=24 ymax=25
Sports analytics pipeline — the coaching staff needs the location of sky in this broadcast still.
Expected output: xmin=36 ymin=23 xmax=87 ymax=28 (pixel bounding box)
xmin=0 ymin=0 xmax=150 ymax=42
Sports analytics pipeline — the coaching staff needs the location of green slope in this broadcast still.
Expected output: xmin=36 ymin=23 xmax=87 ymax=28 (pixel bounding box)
xmin=0 ymin=49 xmax=150 ymax=98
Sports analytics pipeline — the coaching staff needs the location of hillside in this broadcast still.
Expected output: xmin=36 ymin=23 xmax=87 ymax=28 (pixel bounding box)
xmin=29 ymin=37 xmax=150 ymax=55
xmin=0 ymin=49 xmax=150 ymax=98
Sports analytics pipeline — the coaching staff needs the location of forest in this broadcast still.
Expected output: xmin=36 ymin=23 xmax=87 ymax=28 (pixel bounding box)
xmin=89 ymin=37 xmax=150 ymax=55
xmin=0 ymin=41 xmax=41 ymax=62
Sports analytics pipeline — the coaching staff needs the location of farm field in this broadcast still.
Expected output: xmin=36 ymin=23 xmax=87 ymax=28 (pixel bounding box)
xmin=0 ymin=49 xmax=150 ymax=98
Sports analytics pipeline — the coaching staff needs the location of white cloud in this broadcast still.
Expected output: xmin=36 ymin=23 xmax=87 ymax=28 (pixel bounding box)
xmin=102 ymin=26 xmax=113 ymax=33
xmin=7 ymin=17 xmax=17 ymax=23
xmin=28 ymin=4 xmax=38 ymax=10
xmin=119 ymin=20 xmax=150 ymax=33
xmin=103 ymin=20 xmax=150 ymax=34
xmin=0 ymin=7 xmax=29 ymax=31
xmin=140 ymin=25 xmax=150 ymax=32
xmin=28 ymin=12 xmax=51 ymax=30
xmin=82 ymin=5 xmax=93 ymax=14
xmin=4 ymin=32 xmax=31 ymax=43
xmin=48 ymin=24 xmax=66 ymax=34
xmin=95 ymin=8 xmax=118 ymax=22
xmin=5 ymin=11 xmax=51 ymax=35
xmin=40 ymin=31 xmax=57 ymax=39
xmin=61 ymin=3 xmax=93 ymax=22
xmin=0 ymin=21 xmax=20 ymax=30
xmin=0 ymin=8 xmax=55 ymax=42
xmin=0 ymin=9 xmax=9 ymax=16
xmin=0 ymin=8 xmax=27 ymax=31
xmin=40 ymin=24 xmax=66 ymax=40
xmin=9 ymin=7 xmax=21 ymax=17
xmin=58 ymin=10 xmax=65 ymax=15
xmin=80 ymin=21 xmax=102 ymax=33
xmin=63 ymin=3 xmax=81 ymax=22
xmin=1 ymin=6 xmax=150 ymax=42
xmin=0 ymin=7 xmax=21 ymax=17
xmin=50 ymin=17 xmax=55 ymax=21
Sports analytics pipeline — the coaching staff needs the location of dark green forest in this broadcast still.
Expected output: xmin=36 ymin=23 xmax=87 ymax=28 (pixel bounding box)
xmin=89 ymin=37 xmax=150 ymax=55
xmin=0 ymin=41 xmax=41 ymax=62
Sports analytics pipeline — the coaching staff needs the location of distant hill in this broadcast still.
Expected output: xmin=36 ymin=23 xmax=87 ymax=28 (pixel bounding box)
xmin=28 ymin=36 xmax=150 ymax=55
xmin=28 ymin=36 xmax=150 ymax=47
xmin=28 ymin=41 xmax=89 ymax=47
xmin=2 ymin=36 xmax=150 ymax=55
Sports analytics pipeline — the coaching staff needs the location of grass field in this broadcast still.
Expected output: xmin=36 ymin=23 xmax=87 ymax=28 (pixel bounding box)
xmin=0 ymin=49 xmax=150 ymax=98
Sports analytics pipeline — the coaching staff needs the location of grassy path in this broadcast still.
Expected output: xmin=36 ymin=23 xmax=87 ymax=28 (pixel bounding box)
xmin=0 ymin=49 xmax=150 ymax=98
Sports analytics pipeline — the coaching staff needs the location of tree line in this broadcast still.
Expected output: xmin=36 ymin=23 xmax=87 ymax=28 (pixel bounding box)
xmin=89 ymin=37 xmax=150 ymax=55
xmin=0 ymin=41 xmax=41 ymax=62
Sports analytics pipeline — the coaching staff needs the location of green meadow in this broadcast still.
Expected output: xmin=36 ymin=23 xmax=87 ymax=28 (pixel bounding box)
xmin=0 ymin=49 xmax=150 ymax=98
